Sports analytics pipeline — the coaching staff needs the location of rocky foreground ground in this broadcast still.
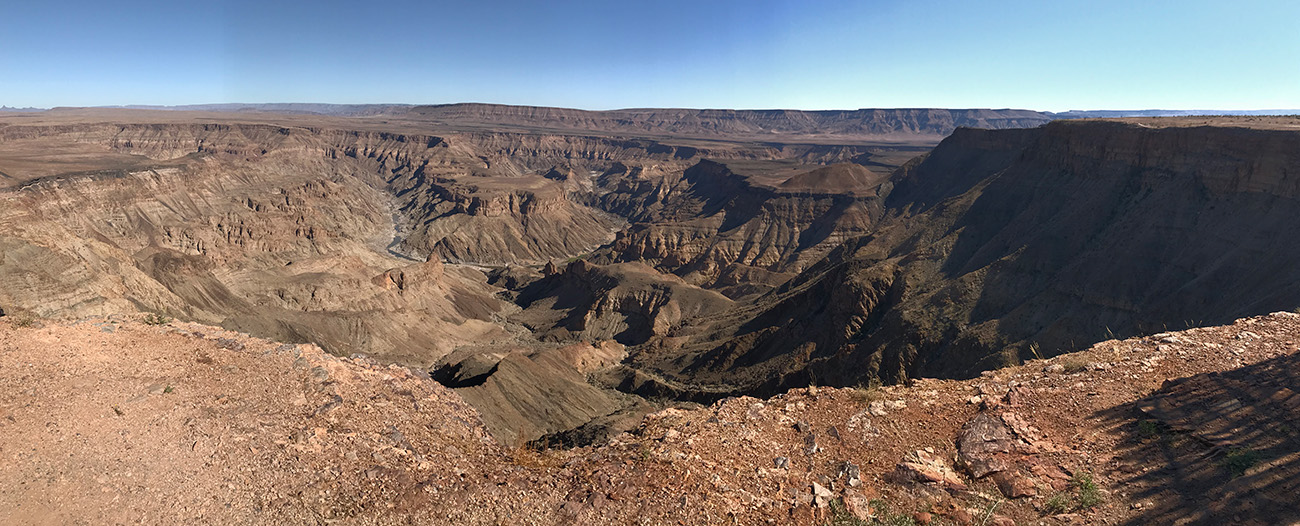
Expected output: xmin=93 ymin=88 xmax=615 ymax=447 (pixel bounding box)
xmin=2 ymin=312 xmax=1298 ymax=525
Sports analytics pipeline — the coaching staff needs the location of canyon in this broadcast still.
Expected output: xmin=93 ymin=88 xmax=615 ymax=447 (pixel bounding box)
xmin=1 ymin=106 xmax=1299 ymax=524
xmin=0 ymin=105 xmax=1040 ymax=443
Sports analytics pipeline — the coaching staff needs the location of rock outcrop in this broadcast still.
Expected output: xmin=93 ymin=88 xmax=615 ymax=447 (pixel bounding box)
xmin=512 ymin=260 xmax=734 ymax=345
xmin=434 ymin=340 xmax=634 ymax=444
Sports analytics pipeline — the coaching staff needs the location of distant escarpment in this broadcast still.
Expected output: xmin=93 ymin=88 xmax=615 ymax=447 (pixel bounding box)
xmin=635 ymin=121 xmax=1300 ymax=396
xmin=409 ymin=103 xmax=1053 ymax=141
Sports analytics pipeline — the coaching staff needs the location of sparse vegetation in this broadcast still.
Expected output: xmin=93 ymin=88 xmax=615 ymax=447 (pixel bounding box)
xmin=1162 ymin=430 xmax=1192 ymax=449
xmin=505 ymin=440 xmax=561 ymax=470
xmin=826 ymin=498 xmax=921 ymax=526
xmin=10 ymin=312 xmax=37 ymax=328
xmin=869 ymin=499 xmax=917 ymax=526
xmin=977 ymin=499 xmax=1004 ymax=525
xmin=1042 ymin=472 xmax=1102 ymax=515
xmin=1137 ymin=419 xmax=1162 ymax=438
xmin=1061 ymin=357 xmax=1089 ymax=374
xmin=1222 ymin=447 xmax=1262 ymax=477
xmin=142 ymin=313 xmax=172 ymax=326
xmin=826 ymin=498 xmax=868 ymax=526
xmin=848 ymin=381 xmax=882 ymax=404
xmin=879 ymin=514 xmax=917 ymax=526
xmin=1074 ymin=472 xmax=1102 ymax=509
xmin=1043 ymin=492 xmax=1071 ymax=515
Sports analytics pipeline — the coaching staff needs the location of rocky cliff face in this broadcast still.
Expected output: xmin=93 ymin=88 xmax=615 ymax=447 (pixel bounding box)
xmin=638 ymin=120 xmax=1300 ymax=396
xmin=590 ymin=160 xmax=891 ymax=297
xmin=343 ymin=130 xmax=883 ymax=265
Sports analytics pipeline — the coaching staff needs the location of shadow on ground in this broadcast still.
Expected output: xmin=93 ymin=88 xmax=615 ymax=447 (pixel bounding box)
xmin=1095 ymin=351 xmax=1300 ymax=525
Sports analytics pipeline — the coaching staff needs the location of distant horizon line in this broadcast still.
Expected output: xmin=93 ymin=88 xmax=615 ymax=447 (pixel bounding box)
xmin=4 ymin=102 xmax=1300 ymax=115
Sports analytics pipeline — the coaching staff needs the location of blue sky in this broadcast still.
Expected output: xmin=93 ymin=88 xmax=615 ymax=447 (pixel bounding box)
xmin=2 ymin=0 xmax=1297 ymax=111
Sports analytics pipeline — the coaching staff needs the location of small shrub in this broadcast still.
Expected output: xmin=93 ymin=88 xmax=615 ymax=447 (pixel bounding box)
xmin=505 ymin=441 xmax=561 ymax=470
xmin=977 ymin=499 xmax=1005 ymax=525
xmin=1061 ymin=358 xmax=1089 ymax=374
xmin=1043 ymin=471 xmax=1103 ymax=515
xmin=1043 ymin=492 xmax=1071 ymax=515
xmin=1222 ymin=447 xmax=1262 ymax=477
xmin=1137 ymin=420 xmax=1161 ymax=438
xmin=858 ymin=499 xmax=917 ymax=526
xmin=879 ymin=513 xmax=917 ymax=526
xmin=142 ymin=313 xmax=172 ymax=326
xmin=1073 ymin=472 xmax=1102 ymax=509
xmin=10 ymin=312 xmax=36 ymax=328
xmin=848 ymin=384 xmax=882 ymax=404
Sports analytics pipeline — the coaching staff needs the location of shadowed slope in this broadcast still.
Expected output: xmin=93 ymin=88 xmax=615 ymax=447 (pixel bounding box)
xmin=634 ymin=119 xmax=1300 ymax=397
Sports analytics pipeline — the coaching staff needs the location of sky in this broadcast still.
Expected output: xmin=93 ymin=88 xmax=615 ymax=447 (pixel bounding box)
xmin=2 ymin=0 xmax=1298 ymax=111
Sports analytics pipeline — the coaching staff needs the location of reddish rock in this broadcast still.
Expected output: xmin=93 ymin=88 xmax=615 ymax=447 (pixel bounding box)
xmin=1030 ymin=462 xmax=1073 ymax=491
xmin=992 ymin=470 xmax=1037 ymax=498
xmin=894 ymin=449 xmax=968 ymax=490
xmin=949 ymin=508 xmax=975 ymax=525
xmin=843 ymin=492 xmax=874 ymax=521
xmin=1003 ymin=385 xmax=1032 ymax=406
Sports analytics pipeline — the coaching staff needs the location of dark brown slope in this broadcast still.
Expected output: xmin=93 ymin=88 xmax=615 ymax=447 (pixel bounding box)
xmin=632 ymin=119 xmax=1300 ymax=397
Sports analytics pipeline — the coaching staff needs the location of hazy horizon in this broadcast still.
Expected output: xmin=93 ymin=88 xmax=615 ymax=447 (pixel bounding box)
xmin=5 ymin=103 xmax=1300 ymax=116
